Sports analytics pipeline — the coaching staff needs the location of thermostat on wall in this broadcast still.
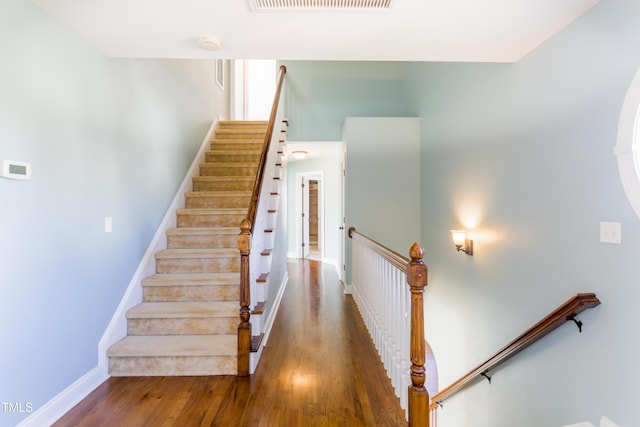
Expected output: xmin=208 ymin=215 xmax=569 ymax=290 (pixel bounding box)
xmin=1 ymin=160 xmax=32 ymax=180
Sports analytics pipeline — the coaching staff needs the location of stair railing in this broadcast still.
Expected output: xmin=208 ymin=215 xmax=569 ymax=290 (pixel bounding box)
xmin=349 ymin=227 xmax=429 ymax=426
xmin=238 ymin=64 xmax=287 ymax=377
xmin=430 ymin=292 xmax=601 ymax=414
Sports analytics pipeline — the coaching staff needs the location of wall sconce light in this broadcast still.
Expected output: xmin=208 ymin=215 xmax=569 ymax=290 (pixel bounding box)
xmin=292 ymin=150 xmax=308 ymax=160
xmin=451 ymin=230 xmax=473 ymax=256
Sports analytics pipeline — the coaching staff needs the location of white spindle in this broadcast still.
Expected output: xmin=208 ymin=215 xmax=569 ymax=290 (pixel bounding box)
xmin=350 ymin=234 xmax=418 ymax=419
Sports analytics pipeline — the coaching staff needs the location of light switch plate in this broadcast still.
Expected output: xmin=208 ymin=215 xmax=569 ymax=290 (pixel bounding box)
xmin=600 ymin=222 xmax=621 ymax=244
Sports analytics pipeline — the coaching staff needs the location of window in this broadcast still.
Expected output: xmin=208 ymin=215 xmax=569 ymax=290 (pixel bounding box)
xmin=616 ymin=66 xmax=640 ymax=219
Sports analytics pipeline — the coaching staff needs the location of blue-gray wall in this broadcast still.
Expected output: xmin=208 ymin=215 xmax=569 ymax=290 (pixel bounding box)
xmin=282 ymin=61 xmax=408 ymax=141
xmin=286 ymin=152 xmax=343 ymax=264
xmin=404 ymin=1 xmax=640 ymax=426
xmin=281 ymin=1 xmax=640 ymax=425
xmin=0 ymin=2 xmax=227 ymax=425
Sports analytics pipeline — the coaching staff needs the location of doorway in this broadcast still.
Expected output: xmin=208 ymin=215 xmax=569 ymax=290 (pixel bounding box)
xmin=231 ymin=59 xmax=276 ymax=120
xmin=308 ymin=179 xmax=319 ymax=258
xmin=296 ymin=172 xmax=324 ymax=260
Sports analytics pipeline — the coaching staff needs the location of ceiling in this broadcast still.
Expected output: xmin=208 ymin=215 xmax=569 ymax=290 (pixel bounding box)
xmin=31 ymin=0 xmax=600 ymax=62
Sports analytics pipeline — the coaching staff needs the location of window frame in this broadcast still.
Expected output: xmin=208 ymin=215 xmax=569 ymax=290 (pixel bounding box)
xmin=616 ymin=66 xmax=640 ymax=219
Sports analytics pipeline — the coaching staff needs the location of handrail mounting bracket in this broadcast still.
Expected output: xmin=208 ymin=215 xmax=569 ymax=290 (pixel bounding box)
xmin=566 ymin=315 xmax=583 ymax=333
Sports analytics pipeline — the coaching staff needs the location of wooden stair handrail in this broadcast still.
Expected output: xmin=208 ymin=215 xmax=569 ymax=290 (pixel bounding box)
xmin=431 ymin=293 xmax=601 ymax=407
xmin=349 ymin=227 xmax=430 ymax=426
xmin=348 ymin=227 xmax=410 ymax=272
xmin=238 ymin=64 xmax=287 ymax=377
xmin=247 ymin=64 xmax=287 ymax=233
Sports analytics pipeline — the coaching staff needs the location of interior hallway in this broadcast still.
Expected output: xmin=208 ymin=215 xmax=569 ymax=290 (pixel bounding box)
xmin=53 ymin=259 xmax=407 ymax=426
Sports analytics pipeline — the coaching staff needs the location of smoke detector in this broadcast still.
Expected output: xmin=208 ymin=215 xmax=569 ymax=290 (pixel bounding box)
xmin=251 ymin=0 xmax=391 ymax=10
xmin=199 ymin=35 xmax=221 ymax=52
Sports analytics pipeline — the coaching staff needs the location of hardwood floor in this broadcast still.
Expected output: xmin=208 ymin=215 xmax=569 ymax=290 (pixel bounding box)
xmin=54 ymin=259 xmax=407 ymax=426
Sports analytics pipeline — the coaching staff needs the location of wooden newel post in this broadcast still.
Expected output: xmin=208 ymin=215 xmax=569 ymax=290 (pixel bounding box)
xmin=407 ymin=242 xmax=429 ymax=426
xmin=237 ymin=218 xmax=252 ymax=377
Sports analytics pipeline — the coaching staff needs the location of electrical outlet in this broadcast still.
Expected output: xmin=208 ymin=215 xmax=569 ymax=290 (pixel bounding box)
xmin=599 ymin=222 xmax=621 ymax=244
xmin=105 ymin=217 xmax=113 ymax=233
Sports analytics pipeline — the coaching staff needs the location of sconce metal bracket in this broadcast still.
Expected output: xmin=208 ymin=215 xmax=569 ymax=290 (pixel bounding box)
xmin=566 ymin=315 xmax=583 ymax=333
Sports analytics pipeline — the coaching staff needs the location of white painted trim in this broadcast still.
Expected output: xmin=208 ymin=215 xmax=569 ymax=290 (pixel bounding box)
xmin=261 ymin=272 xmax=289 ymax=347
xmin=15 ymin=367 xmax=107 ymax=427
xmin=343 ymin=281 xmax=353 ymax=295
xmin=616 ymin=65 xmax=640 ymax=220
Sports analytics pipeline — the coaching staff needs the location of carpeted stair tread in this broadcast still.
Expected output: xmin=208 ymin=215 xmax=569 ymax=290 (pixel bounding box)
xmin=193 ymin=176 xmax=254 ymax=182
xmin=166 ymin=227 xmax=238 ymax=236
xmin=199 ymin=162 xmax=260 ymax=167
xmin=185 ymin=191 xmax=252 ymax=197
xmin=155 ymin=248 xmax=238 ymax=259
xmin=205 ymin=149 xmax=263 ymax=155
xmin=209 ymin=142 xmax=264 ymax=150
xmin=127 ymin=301 xmax=237 ymax=319
xmin=142 ymin=272 xmax=239 ymax=287
xmin=177 ymin=208 xmax=246 ymax=215
xmin=108 ymin=335 xmax=236 ymax=357
xmin=108 ymin=119 xmax=273 ymax=377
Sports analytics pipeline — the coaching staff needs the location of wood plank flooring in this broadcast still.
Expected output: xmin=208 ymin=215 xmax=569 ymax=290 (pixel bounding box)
xmin=54 ymin=259 xmax=407 ymax=426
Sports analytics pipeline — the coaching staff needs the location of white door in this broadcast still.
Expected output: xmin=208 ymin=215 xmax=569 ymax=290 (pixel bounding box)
xmin=302 ymin=176 xmax=310 ymax=258
xmin=339 ymin=158 xmax=346 ymax=282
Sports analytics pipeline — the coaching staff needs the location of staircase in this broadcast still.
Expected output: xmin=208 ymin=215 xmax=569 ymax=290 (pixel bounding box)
xmin=107 ymin=120 xmax=268 ymax=376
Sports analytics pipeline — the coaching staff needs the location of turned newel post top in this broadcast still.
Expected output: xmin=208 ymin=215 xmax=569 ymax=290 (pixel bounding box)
xmin=409 ymin=242 xmax=424 ymax=261
xmin=238 ymin=218 xmax=252 ymax=253
xmin=240 ymin=218 xmax=251 ymax=233
xmin=408 ymin=242 xmax=427 ymax=290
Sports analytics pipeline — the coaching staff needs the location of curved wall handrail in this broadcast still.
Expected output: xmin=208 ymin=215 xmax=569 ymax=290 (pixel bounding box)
xmin=431 ymin=293 xmax=601 ymax=407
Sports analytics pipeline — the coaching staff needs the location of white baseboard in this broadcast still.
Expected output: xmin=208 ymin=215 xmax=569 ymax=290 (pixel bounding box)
xmin=261 ymin=272 xmax=289 ymax=347
xmin=343 ymin=281 xmax=353 ymax=295
xmin=16 ymin=366 xmax=107 ymax=427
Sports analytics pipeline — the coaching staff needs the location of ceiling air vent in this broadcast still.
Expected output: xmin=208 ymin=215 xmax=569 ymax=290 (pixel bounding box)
xmin=251 ymin=0 xmax=391 ymax=10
